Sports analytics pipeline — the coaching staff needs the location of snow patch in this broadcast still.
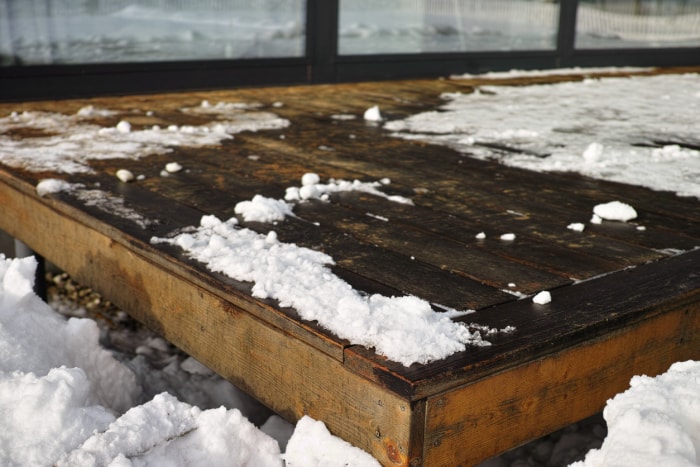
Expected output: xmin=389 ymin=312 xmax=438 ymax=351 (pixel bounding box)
xmin=152 ymin=215 xmax=505 ymax=366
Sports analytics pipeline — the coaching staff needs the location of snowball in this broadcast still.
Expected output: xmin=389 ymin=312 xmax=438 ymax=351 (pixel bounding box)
xmin=567 ymin=222 xmax=586 ymax=232
xmin=115 ymin=120 xmax=131 ymax=134
xmin=301 ymin=173 xmax=320 ymax=186
xmin=500 ymin=233 xmax=516 ymax=241
xmin=475 ymin=232 xmax=486 ymax=240
xmin=36 ymin=179 xmax=74 ymax=197
xmin=115 ymin=169 xmax=134 ymax=183
xmin=593 ymin=201 xmax=637 ymax=222
xmin=532 ymin=291 xmax=552 ymax=305
xmin=590 ymin=214 xmax=603 ymax=224
xmin=363 ymin=105 xmax=382 ymax=122
xmin=299 ymin=184 xmax=319 ymax=200
xmin=165 ymin=162 xmax=183 ymax=173
xmin=234 ymin=195 xmax=294 ymax=223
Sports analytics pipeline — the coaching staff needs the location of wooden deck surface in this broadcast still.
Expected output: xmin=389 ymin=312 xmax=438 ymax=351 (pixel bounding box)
xmin=1 ymin=68 xmax=699 ymax=466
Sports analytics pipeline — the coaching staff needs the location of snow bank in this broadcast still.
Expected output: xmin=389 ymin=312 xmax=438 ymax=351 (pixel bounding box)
xmin=0 ymin=254 xmax=284 ymax=466
xmin=572 ymin=360 xmax=700 ymax=467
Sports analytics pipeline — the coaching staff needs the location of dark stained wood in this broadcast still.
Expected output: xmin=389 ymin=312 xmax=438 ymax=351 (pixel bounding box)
xmin=1 ymin=68 xmax=699 ymax=466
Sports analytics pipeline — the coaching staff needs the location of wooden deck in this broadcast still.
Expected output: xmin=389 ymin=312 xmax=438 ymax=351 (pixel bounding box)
xmin=1 ymin=68 xmax=699 ymax=466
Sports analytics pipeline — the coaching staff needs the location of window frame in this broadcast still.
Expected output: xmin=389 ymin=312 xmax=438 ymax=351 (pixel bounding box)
xmin=0 ymin=0 xmax=698 ymax=101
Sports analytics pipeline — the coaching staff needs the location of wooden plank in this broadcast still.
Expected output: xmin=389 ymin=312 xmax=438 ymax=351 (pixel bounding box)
xmin=422 ymin=303 xmax=699 ymax=466
xmin=97 ymin=161 xmax=513 ymax=311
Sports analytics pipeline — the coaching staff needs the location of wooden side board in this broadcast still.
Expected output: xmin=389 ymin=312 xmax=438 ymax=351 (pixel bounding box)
xmin=422 ymin=303 xmax=699 ymax=466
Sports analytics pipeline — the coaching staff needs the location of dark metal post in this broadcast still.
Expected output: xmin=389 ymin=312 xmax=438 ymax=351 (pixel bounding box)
xmin=557 ymin=0 xmax=580 ymax=67
xmin=306 ymin=0 xmax=339 ymax=83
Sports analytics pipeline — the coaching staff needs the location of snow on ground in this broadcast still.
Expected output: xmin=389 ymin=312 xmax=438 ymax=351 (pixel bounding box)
xmin=0 ymin=254 xmax=375 ymax=466
xmin=0 ymin=254 xmax=697 ymax=466
xmin=386 ymin=72 xmax=700 ymax=199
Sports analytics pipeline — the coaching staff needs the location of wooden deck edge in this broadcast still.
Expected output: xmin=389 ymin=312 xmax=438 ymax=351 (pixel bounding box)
xmin=422 ymin=302 xmax=699 ymax=466
xmin=0 ymin=173 xmax=427 ymax=466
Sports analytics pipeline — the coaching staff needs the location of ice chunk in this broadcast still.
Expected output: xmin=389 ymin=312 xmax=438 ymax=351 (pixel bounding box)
xmin=532 ymin=291 xmax=552 ymax=305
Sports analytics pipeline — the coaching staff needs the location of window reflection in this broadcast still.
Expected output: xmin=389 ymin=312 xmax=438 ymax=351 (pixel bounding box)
xmin=576 ymin=0 xmax=700 ymax=48
xmin=0 ymin=0 xmax=305 ymax=65
xmin=339 ymin=0 xmax=560 ymax=55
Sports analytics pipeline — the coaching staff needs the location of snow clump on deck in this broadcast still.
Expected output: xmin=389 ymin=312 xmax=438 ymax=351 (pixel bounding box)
xmin=284 ymin=173 xmax=413 ymax=205
xmin=532 ymin=290 xmax=552 ymax=305
xmin=593 ymin=201 xmax=638 ymax=222
xmin=235 ymin=173 xmax=412 ymax=223
xmin=153 ymin=214 xmax=500 ymax=366
xmin=363 ymin=105 xmax=383 ymax=122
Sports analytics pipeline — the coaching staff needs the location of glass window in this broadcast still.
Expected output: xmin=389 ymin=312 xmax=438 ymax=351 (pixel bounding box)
xmin=576 ymin=0 xmax=700 ymax=48
xmin=338 ymin=0 xmax=560 ymax=55
xmin=0 ymin=0 xmax=305 ymax=66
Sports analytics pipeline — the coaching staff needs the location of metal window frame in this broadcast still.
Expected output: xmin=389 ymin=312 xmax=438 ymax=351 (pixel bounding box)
xmin=0 ymin=0 xmax=698 ymax=101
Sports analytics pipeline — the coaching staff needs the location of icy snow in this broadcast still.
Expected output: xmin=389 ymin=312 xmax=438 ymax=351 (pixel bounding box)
xmin=165 ymin=162 xmax=183 ymax=174
xmin=386 ymin=73 xmax=700 ymax=199
xmin=0 ymin=103 xmax=289 ymax=174
xmin=568 ymin=222 xmax=586 ymax=232
xmin=36 ymin=178 xmax=76 ymax=197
